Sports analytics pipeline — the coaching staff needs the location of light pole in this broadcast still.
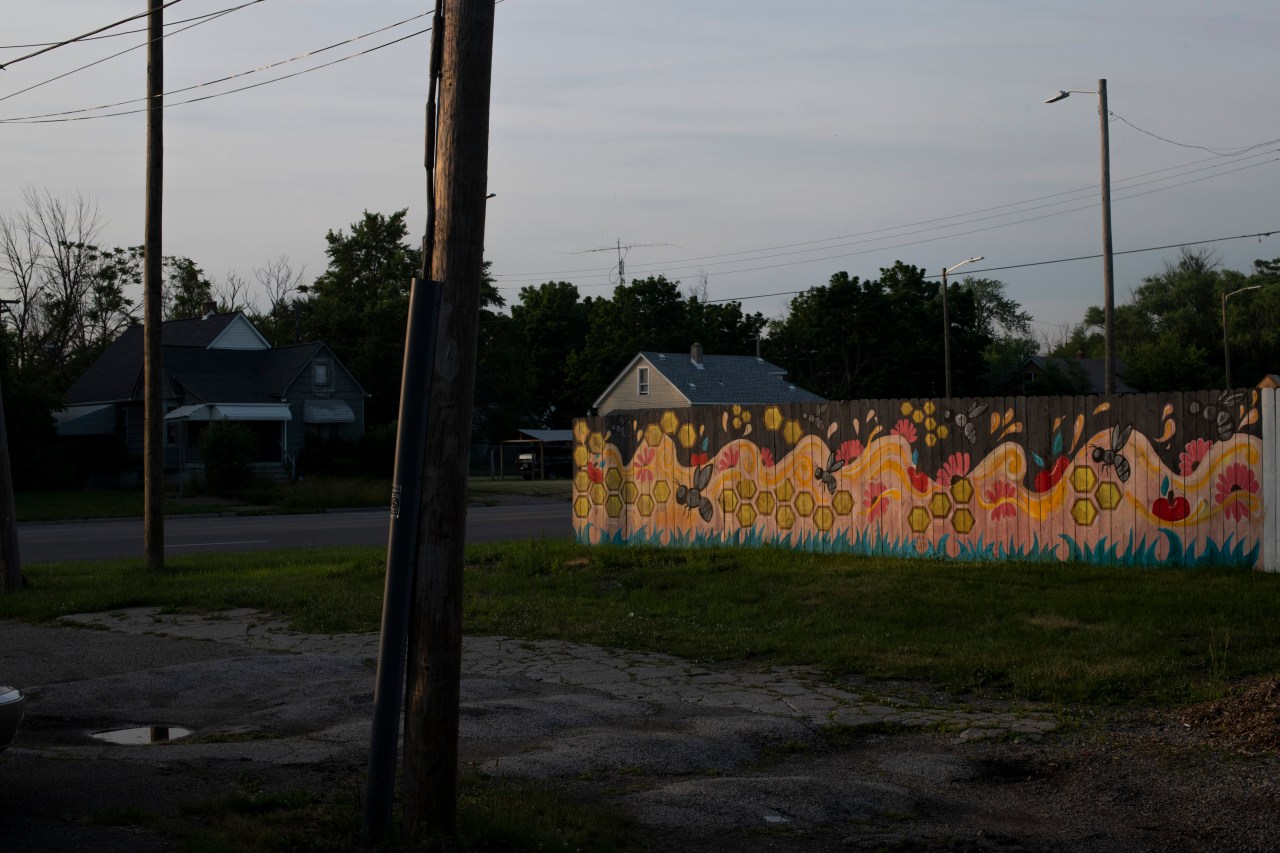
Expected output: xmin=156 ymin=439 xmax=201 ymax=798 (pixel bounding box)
xmin=941 ymin=256 xmax=983 ymax=399
xmin=1046 ymin=79 xmax=1115 ymax=395
xmin=1222 ymin=284 xmax=1260 ymax=389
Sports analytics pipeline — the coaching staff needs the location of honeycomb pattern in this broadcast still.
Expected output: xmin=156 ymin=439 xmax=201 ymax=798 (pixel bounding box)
xmin=605 ymin=494 xmax=624 ymax=519
xmin=719 ymin=490 xmax=738 ymax=513
xmin=952 ymin=508 xmax=975 ymax=534
xmin=776 ymin=480 xmax=796 ymax=503
xmin=736 ymin=479 xmax=757 ymax=500
xmin=621 ymin=482 xmax=638 ymax=504
xmin=776 ymin=505 xmax=797 ymax=530
xmin=782 ymin=419 xmax=804 ymax=445
xmin=950 ymin=478 xmax=974 ymax=504
xmin=908 ymin=506 xmax=932 ymax=533
xmin=573 ymin=496 xmax=591 ymax=518
xmin=1096 ymin=482 xmax=1122 ymax=510
xmin=588 ymin=432 xmax=605 ymax=454
xmin=677 ymin=423 xmax=698 ymax=449
xmin=637 ymin=494 xmax=655 ymax=517
xmin=832 ymin=490 xmax=855 ymax=516
xmin=660 ymin=411 xmax=680 ymax=434
xmin=813 ymin=506 xmax=835 ymax=532
xmin=653 ymin=480 xmax=671 ymax=503
xmin=604 ymin=467 xmax=623 ymax=491
xmin=573 ymin=445 xmax=590 ymax=467
xmin=763 ymin=406 xmax=784 ymax=431
xmin=590 ymin=483 xmax=606 ymax=505
xmin=794 ymin=491 xmax=816 ymax=518
xmin=736 ymin=503 xmax=757 ymax=527
xmin=573 ymin=421 xmax=589 ymax=443
xmin=755 ymin=491 xmax=776 ymax=516
xmin=1070 ymin=465 xmax=1097 ymax=492
xmin=1071 ymin=497 xmax=1097 ymax=526
xmin=574 ymin=471 xmax=590 ymax=493
xmin=929 ymin=492 xmax=951 ymax=518
xmin=645 ymin=423 xmax=664 ymax=447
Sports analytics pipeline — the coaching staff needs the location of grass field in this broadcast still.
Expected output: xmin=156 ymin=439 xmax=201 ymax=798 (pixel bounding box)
xmin=4 ymin=539 xmax=1277 ymax=709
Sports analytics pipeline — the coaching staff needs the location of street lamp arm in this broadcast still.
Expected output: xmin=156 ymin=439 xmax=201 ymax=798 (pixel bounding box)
xmin=945 ymin=256 xmax=984 ymax=275
xmin=1044 ymin=89 xmax=1097 ymax=103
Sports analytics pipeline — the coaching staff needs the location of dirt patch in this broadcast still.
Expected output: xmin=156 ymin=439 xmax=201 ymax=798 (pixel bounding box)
xmin=1178 ymin=678 xmax=1280 ymax=756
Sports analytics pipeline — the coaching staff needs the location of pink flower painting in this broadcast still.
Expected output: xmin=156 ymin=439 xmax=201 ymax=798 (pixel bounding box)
xmin=1179 ymin=438 xmax=1212 ymax=476
xmin=984 ymin=480 xmax=1018 ymax=521
xmin=835 ymin=439 xmax=864 ymax=464
xmin=1214 ymin=463 xmax=1260 ymax=521
xmin=891 ymin=419 xmax=918 ymax=443
xmin=935 ymin=451 xmax=971 ymax=486
xmin=717 ymin=446 xmax=741 ymax=471
xmin=633 ymin=447 xmax=655 ymax=482
xmin=863 ymin=481 xmax=890 ymax=522
xmin=760 ymin=447 xmax=776 ymax=468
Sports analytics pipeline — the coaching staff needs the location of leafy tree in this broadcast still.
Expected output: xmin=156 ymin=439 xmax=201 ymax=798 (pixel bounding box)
xmin=299 ymin=210 xmax=421 ymax=426
xmin=511 ymin=281 xmax=592 ymax=428
xmin=162 ymin=256 xmax=214 ymax=320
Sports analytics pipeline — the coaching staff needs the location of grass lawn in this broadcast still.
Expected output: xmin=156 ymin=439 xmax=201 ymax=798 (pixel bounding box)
xmin=4 ymin=539 xmax=1278 ymax=709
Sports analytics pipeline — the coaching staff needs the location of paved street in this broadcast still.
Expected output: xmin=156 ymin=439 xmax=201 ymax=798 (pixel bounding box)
xmin=17 ymin=501 xmax=570 ymax=563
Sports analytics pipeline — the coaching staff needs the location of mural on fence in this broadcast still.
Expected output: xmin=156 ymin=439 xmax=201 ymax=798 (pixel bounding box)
xmin=571 ymin=391 xmax=1265 ymax=568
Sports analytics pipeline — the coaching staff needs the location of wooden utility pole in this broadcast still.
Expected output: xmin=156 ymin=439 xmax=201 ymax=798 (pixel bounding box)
xmin=402 ymin=0 xmax=495 ymax=839
xmin=143 ymin=0 xmax=164 ymax=570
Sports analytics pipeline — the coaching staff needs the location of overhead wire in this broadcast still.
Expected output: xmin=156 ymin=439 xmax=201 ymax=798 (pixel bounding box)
xmin=0 ymin=1 xmax=268 ymax=105
xmin=1109 ymin=110 xmax=1280 ymax=157
xmin=0 ymin=0 xmax=188 ymax=70
xmin=0 ymin=8 xmax=431 ymax=118
xmin=0 ymin=1 xmax=264 ymax=49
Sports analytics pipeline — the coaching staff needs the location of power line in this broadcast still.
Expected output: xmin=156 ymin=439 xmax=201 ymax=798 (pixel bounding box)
xmin=491 ymin=146 xmax=1279 ymax=282
xmin=0 ymin=7 xmax=427 ymax=117
xmin=0 ymin=2 xmax=263 ymax=50
xmin=493 ymin=152 xmax=1280 ymax=291
xmin=693 ymin=229 xmax=1278 ymax=305
xmin=0 ymin=2 xmax=267 ymax=105
xmin=1111 ymin=110 xmax=1280 ymax=157
xmin=0 ymin=0 xmax=188 ymax=70
xmin=0 ymin=15 xmax=434 ymax=123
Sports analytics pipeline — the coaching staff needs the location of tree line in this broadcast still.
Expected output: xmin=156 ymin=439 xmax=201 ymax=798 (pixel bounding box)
xmin=3 ymin=189 xmax=1279 ymax=489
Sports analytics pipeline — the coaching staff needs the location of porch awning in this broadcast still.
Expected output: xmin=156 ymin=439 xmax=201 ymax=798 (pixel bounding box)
xmin=303 ymin=399 xmax=355 ymax=424
xmin=165 ymin=403 xmax=292 ymax=422
xmin=54 ymin=404 xmax=117 ymax=436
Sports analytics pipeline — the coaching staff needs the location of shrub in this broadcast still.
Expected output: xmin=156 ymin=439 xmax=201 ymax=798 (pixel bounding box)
xmin=201 ymin=421 xmax=256 ymax=495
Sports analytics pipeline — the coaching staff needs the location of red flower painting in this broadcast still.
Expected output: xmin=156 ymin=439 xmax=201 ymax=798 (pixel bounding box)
xmin=891 ymin=419 xmax=918 ymax=443
xmin=587 ymin=461 xmax=604 ymax=484
xmin=935 ymin=451 xmax=971 ymax=486
xmin=1214 ymin=463 xmax=1259 ymax=521
xmin=1179 ymin=438 xmax=1212 ymax=476
xmin=835 ymin=439 xmax=864 ymax=464
xmin=717 ymin=446 xmax=740 ymax=471
xmin=633 ymin=447 xmax=655 ymax=482
xmin=863 ymin=481 xmax=890 ymax=522
xmin=984 ymin=480 xmax=1017 ymax=520
xmin=760 ymin=447 xmax=776 ymax=468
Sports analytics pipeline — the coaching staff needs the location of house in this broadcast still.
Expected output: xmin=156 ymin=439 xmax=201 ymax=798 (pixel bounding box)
xmin=592 ymin=344 xmax=825 ymax=416
xmin=1003 ymin=354 xmax=1137 ymax=395
xmin=57 ymin=307 xmax=366 ymax=483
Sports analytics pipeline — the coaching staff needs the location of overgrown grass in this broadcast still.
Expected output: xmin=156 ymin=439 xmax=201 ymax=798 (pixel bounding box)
xmin=4 ymin=539 xmax=1279 ymax=707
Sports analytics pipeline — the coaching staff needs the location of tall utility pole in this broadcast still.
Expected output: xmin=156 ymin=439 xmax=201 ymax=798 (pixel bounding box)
xmin=143 ymin=0 xmax=164 ymax=570
xmin=1097 ymin=79 xmax=1115 ymax=396
xmin=0 ymin=370 xmax=21 ymax=593
xmin=402 ymin=0 xmax=495 ymax=841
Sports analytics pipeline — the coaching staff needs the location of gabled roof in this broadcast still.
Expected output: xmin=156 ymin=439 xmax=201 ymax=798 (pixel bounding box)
xmin=594 ymin=350 xmax=825 ymax=410
xmin=1023 ymin=355 xmax=1137 ymax=394
xmin=63 ymin=313 xmax=362 ymax=407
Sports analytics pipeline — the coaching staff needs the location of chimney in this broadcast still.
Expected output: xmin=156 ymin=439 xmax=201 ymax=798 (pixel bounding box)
xmin=201 ymin=300 xmax=217 ymax=319
xmin=691 ymin=342 xmax=703 ymax=366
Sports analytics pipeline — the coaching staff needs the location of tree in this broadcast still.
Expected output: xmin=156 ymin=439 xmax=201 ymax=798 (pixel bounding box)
xmin=299 ymin=210 xmax=421 ymax=426
xmin=162 ymin=255 xmax=213 ymax=320
xmin=511 ymin=281 xmax=592 ymax=426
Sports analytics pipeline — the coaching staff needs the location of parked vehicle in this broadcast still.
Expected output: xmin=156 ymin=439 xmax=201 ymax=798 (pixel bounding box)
xmin=0 ymin=686 xmax=24 ymax=753
xmin=517 ymin=447 xmax=574 ymax=480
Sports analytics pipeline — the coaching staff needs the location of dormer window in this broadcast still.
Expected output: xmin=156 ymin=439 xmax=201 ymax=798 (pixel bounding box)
xmin=314 ymin=361 xmax=332 ymax=388
xmin=637 ymin=366 xmax=650 ymax=396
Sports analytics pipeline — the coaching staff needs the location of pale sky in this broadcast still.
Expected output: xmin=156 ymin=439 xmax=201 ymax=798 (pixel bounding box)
xmin=3 ymin=1 xmax=1278 ymax=341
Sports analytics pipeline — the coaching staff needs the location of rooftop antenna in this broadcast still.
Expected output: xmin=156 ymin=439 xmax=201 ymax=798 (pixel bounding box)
xmin=572 ymin=238 xmax=670 ymax=286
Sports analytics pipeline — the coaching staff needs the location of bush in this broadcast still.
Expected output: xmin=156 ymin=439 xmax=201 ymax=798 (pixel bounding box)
xmin=201 ymin=421 xmax=256 ymax=495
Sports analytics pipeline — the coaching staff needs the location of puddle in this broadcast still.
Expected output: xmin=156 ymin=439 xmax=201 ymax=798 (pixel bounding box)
xmin=91 ymin=725 xmax=192 ymax=745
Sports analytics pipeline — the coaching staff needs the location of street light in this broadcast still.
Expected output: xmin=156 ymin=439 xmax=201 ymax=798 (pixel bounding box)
xmin=941 ymin=256 xmax=983 ymax=399
xmin=1222 ymin=284 xmax=1261 ymax=389
xmin=1045 ymin=79 xmax=1116 ymax=395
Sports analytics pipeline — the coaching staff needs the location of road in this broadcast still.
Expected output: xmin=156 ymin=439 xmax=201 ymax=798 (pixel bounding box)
xmin=17 ymin=501 xmax=571 ymax=564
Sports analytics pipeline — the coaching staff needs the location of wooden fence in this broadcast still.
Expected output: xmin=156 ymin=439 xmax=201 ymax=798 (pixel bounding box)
xmin=571 ymin=389 xmax=1280 ymax=570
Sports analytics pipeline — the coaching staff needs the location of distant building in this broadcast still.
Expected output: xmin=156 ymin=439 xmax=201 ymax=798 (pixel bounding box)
xmin=593 ymin=344 xmax=824 ymax=416
xmin=1002 ymin=354 xmax=1136 ymax=395
xmin=58 ymin=309 xmax=366 ymax=483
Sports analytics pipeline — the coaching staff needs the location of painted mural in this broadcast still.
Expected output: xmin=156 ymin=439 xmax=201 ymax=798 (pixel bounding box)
xmin=571 ymin=391 xmax=1272 ymax=569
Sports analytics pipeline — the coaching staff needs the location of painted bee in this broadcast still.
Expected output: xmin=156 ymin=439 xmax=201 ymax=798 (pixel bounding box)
xmin=1091 ymin=423 xmax=1133 ymax=483
xmin=676 ymin=464 xmax=715 ymax=522
xmin=814 ymin=450 xmax=845 ymax=494
xmin=1189 ymin=391 xmax=1245 ymax=441
xmin=942 ymin=401 xmax=988 ymax=444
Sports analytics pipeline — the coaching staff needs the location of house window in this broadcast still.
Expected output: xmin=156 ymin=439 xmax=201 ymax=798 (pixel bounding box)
xmin=313 ymin=361 xmax=331 ymax=388
xmin=637 ymin=366 xmax=649 ymax=396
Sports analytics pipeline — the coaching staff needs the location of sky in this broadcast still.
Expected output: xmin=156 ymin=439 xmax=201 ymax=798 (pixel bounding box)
xmin=2 ymin=0 xmax=1278 ymax=343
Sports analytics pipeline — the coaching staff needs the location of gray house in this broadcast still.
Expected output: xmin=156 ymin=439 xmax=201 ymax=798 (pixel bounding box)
xmin=593 ymin=344 xmax=824 ymax=416
xmin=58 ymin=310 xmax=366 ymax=482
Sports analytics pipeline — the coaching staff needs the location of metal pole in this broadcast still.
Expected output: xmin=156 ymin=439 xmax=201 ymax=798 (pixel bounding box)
xmin=941 ymin=266 xmax=951 ymax=399
xmin=1098 ymin=78 xmax=1116 ymax=395
xmin=143 ymin=0 xmax=165 ymax=569
xmin=1222 ymin=289 xmax=1231 ymax=390
xmin=363 ymin=277 xmax=443 ymax=839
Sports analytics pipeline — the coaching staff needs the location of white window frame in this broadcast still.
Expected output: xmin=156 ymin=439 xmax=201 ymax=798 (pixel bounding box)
xmin=313 ymin=361 xmax=332 ymax=388
xmin=637 ymin=366 xmax=650 ymax=396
